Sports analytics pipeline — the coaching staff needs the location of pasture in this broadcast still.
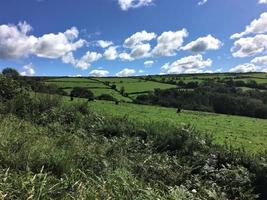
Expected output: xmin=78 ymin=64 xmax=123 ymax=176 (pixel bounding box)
xmin=64 ymin=97 xmax=267 ymax=154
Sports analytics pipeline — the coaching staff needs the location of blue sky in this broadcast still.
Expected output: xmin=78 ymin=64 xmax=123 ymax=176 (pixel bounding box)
xmin=0 ymin=0 xmax=267 ymax=76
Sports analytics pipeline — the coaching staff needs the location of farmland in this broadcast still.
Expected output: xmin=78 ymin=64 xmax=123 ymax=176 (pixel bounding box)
xmin=1 ymin=70 xmax=267 ymax=199
xmin=65 ymin=98 xmax=267 ymax=154
xmin=44 ymin=72 xmax=267 ymax=153
xmin=149 ymin=72 xmax=267 ymax=84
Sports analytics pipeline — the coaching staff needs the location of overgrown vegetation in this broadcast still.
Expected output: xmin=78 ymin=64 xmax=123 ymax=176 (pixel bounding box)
xmin=1 ymin=69 xmax=267 ymax=199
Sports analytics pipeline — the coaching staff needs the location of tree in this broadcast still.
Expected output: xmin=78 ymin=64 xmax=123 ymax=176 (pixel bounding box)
xmin=111 ymin=84 xmax=116 ymax=90
xmin=2 ymin=68 xmax=20 ymax=79
xmin=120 ymin=86 xmax=125 ymax=95
xmin=0 ymin=75 xmax=21 ymax=101
xmin=97 ymin=94 xmax=117 ymax=102
xmin=70 ymin=87 xmax=94 ymax=100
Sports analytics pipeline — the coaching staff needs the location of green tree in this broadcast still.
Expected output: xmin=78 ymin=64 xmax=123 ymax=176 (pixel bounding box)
xmin=120 ymin=86 xmax=125 ymax=95
xmin=2 ymin=68 xmax=20 ymax=79
xmin=0 ymin=75 xmax=21 ymax=101
xmin=70 ymin=87 xmax=94 ymax=100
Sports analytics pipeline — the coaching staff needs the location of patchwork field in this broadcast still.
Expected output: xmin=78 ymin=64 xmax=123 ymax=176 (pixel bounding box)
xmin=151 ymin=72 xmax=267 ymax=85
xmin=44 ymin=73 xmax=267 ymax=153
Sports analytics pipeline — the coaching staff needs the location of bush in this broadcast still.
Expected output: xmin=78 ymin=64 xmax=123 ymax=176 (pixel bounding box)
xmin=0 ymin=75 xmax=21 ymax=101
xmin=97 ymin=94 xmax=117 ymax=101
xmin=70 ymin=87 xmax=94 ymax=100
xmin=2 ymin=68 xmax=20 ymax=79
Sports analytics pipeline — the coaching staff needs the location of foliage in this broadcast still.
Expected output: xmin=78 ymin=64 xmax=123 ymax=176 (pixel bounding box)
xmin=97 ymin=93 xmax=118 ymax=101
xmin=2 ymin=68 xmax=20 ymax=79
xmin=135 ymin=81 xmax=267 ymax=119
xmin=70 ymin=87 xmax=94 ymax=100
xmin=0 ymin=102 xmax=265 ymax=199
xmin=0 ymin=75 xmax=21 ymax=102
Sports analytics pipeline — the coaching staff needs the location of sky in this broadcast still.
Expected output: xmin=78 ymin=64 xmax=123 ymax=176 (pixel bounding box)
xmin=0 ymin=0 xmax=267 ymax=77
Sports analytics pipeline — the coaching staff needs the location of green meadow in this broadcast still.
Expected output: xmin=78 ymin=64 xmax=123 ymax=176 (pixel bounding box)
xmin=64 ymin=98 xmax=267 ymax=154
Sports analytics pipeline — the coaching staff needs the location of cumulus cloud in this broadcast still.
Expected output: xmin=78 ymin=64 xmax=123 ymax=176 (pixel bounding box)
xmin=181 ymin=35 xmax=222 ymax=53
xmin=0 ymin=22 xmax=37 ymax=59
xmin=97 ymin=40 xmax=113 ymax=48
xmin=75 ymin=51 xmax=102 ymax=70
xmin=251 ymin=55 xmax=267 ymax=66
xmin=116 ymin=68 xmax=136 ymax=77
xmin=123 ymin=30 xmax=156 ymax=48
xmin=231 ymin=34 xmax=267 ymax=57
xmin=62 ymin=51 xmax=102 ymax=70
xmin=152 ymin=29 xmax=188 ymax=56
xmin=62 ymin=52 xmax=76 ymax=66
xmin=130 ymin=43 xmax=151 ymax=59
xmin=103 ymin=46 xmax=118 ymax=60
xmin=229 ymin=63 xmax=258 ymax=73
xmin=120 ymin=30 xmax=156 ymax=61
xmin=161 ymin=54 xmax=212 ymax=74
xmin=198 ymin=0 xmax=208 ymax=6
xmin=118 ymin=0 xmax=154 ymax=11
xmin=35 ymin=28 xmax=85 ymax=59
xmin=20 ymin=63 xmax=35 ymax=76
xmin=119 ymin=52 xmax=134 ymax=61
xmin=118 ymin=44 xmax=151 ymax=61
xmin=231 ymin=12 xmax=267 ymax=39
xmin=89 ymin=69 xmax=109 ymax=77
xmin=0 ymin=22 xmax=86 ymax=63
xmin=259 ymin=0 xmax=267 ymax=4
xmin=144 ymin=60 xmax=154 ymax=67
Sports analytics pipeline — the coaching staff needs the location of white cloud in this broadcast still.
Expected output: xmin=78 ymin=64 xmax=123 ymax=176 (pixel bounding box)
xmin=20 ymin=63 xmax=35 ymax=76
xmin=144 ymin=60 xmax=154 ymax=67
xmin=130 ymin=43 xmax=151 ymax=59
xmin=62 ymin=52 xmax=76 ymax=65
xmin=152 ymin=29 xmax=188 ymax=56
xmin=118 ymin=0 xmax=154 ymax=11
xmin=0 ymin=22 xmax=85 ymax=61
xmin=62 ymin=51 xmax=102 ymax=70
xmin=251 ymin=55 xmax=267 ymax=66
xmin=124 ymin=30 xmax=156 ymax=48
xmin=103 ymin=46 xmax=118 ymax=60
xmin=231 ymin=34 xmax=267 ymax=57
xmin=181 ymin=35 xmax=222 ymax=53
xmin=89 ymin=69 xmax=109 ymax=77
xmin=97 ymin=40 xmax=113 ymax=48
xmin=116 ymin=68 xmax=136 ymax=77
xmin=161 ymin=54 xmax=212 ymax=74
xmin=198 ymin=0 xmax=207 ymax=6
xmin=229 ymin=63 xmax=258 ymax=73
xmin=75 ymin=51 xmax=102 ymax=70
xmin=119 ymin=52 xmax=134 ymax=61
xmin=0 ymin=22 xmax=37 ymax=59
xmin=231 ymin=12 xmax=267 ymax=39
xmin=120 ymin=30 xmax=156 ymax=61
xmin=259 ymin=0 xmax=267 ymax=4
xmin=35 ymin=29 xmax=85 ymax=59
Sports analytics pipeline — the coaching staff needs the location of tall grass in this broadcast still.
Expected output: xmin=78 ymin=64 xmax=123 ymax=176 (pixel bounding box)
xmin=0 ymin=93 xmax=266 ymax=199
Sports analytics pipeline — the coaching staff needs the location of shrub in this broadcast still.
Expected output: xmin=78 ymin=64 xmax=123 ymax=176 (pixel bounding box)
xmin=70 ymin=87 xmax=94 ymax=99
xmin=97 ymin=94 xmax=117 ymax=101
xmin=2 ymin=68 xmax=20 ymax=79
xmin=0 ymin=75 xmax=21 ymax=101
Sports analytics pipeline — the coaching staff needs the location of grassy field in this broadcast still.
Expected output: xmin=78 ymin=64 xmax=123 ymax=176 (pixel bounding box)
xmin=45 ymin=77 xmax=132 ymax=102
xmin=94 ymin=77 xmax=177 ymax=94
xmin=45 ymin=76 xmax=177 ymax=101
xmin=64 ymin=98 xmax=267 ymax=154
xmin=44 ymin=73 xmax=267 ymax=102
xmin=44 ymin=74 xmax=267 ymax=153
xmin=152 ymin=72 xmax=267 ymax=84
